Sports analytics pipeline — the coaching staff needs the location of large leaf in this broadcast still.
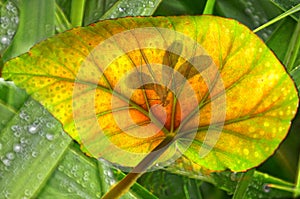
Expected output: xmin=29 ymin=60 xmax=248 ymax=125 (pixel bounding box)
xmin=3 ymin=16 xmax=298 ymax=172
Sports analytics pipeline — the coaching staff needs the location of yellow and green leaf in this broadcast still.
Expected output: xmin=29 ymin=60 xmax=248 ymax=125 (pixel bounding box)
xmin=3 ymin=15 xmax=298 ymax=172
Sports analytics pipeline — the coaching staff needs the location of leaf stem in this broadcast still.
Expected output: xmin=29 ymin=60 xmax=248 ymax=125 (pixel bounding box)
xmin=253 ymin=4 xmax=300 ymax=33
xmin=267 ymin=183 xmax=299 ymax=194
xmin=203 ymin=0 xmax=216 ymax=15
xmin=284 ymin=17 xmax=300 ymax=72
xmin=70 ymin=0 xmax=86 ymax=27
xmin=232 ymin=169 xmax=255 ymax=199
xmin=101 ymin=135 xmax=175 ymax=199
xmin=55 ymin=3 xmax=73 ymax=32
xmin=294 ymin=151 xmax=300 ymax=198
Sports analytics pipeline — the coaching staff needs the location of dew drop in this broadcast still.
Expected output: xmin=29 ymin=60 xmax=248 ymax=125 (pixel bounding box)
xmin=24 ymin=189 xmax=32 ymax=196
xmin=83 ymin=175 xmax=89 ymax=181
xmin=58 ymin=165 xmax=64 ymax=171
xmin=31 ymin=151 xmax=38 ymax=158
xmin=1 ymin=23 xmax=8 ymax=29
xmin=6 ymin=2 xmax=14 ymax=11
xmin=11 ymin=125 xmax=20 ymax=132
xmin=0 ymin=36 xmax=10 ymax=45
xmin=230 ymin=172 xmax=238 ymax=181
xmin=6 ymin=152 xmax=15 ymax=160
xmin=37 ymin=173 xmax=43 ymax=180
xmin=253 ymin=15 xmax=259 ymax=21
xmin=11 ymin=16 xmax=19 ymax=24
xmin=28 ymin=125 xmax=38 ymax=134
xmin=19 ymin=111 xmax=28 ymax=119
xmin=50 ymin=151 xmax=57 ymax=158
xmin=246 ymin=1 xmax=253 ymax=6
xmin=46 ymin=122 xmax=54 ymax=128
xmin=14 ymin=131 xmax=21 ymax=137
xmin=149 ymin=1 xmax=154 ymax=7
xmin=3 ymin=190 xmax=11 ymax=199
xmin=38 ymin=130 xmax=45 ymax=137
xmin=2 ymin=159 xmax=11 ymax=166
xmin=45 ymin=133 xmax=54 ymax=141
xmin=263 ymin=184 xmax=271 ymax=193
xmin=245 ymin=8 xmax=252 ymax=15
xmin=20 ymin=137 xmax=28 ymax=144
xmin=11 ymin=7 xmax=18 ymax=14
xmin=118 ymin=7 xmax=125 ymax=12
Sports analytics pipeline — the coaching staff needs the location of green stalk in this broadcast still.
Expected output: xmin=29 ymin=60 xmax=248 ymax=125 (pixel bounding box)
xmin=294 ymin=152 xmax=300 ymax=198
xmin=102 ymin=135 xmax=175 ymax=199
xmin=232 ymin=169 xmax=255 ymax=199
xmin=253 ymin=4 xmax=300 ymax=33
xmin=284 ymin=17 xmax=300 ymax=72
xmin=70 ymin=0 xmax=86 ymax=27
xmin=203 ymin=0 xmax=216 ymax=15
xmin=55 ymin=3 xmax=73 ymax=32
xmin=268 ymin=183 xmax=298 ymax=194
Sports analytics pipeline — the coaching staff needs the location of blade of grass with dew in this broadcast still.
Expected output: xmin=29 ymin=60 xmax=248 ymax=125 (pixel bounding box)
xmin=294 ymin=152 xmax=300 ymax=197
xmin=283 ymin=17 xmax=300 ymax=72
xmin=100 ymin=0 xmax=163 ymax=19
xmin=55 ymin=2 xmax=73 ymax=33
xmin=270 ymin=0 xmax=300 ymax=21
xmin=232 ymin=169 xmax=255 ymax=199
xmin=266 ymin=18 xmax=295 ymax=62
xmin=2 ymin=0 xmax=55 ymax=62
xmin=253 ymin=3 xmax=300 ymax=33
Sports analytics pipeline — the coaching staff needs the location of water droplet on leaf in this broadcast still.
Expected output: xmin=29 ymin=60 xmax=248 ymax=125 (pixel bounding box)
xmin=6 ymin=152 xmax=15 ymax=160
xmin=45 ymin=133 xmax=54 ymax=141
xmin=0 ymin=36 xmax=10 ymax=44
xmin=28 ymin=124 xmax=39 ymax=134
xmin=2 ymin=159 xmax=10 ymax=166
xmin=263 ymin=184 xmax=271 ymax=193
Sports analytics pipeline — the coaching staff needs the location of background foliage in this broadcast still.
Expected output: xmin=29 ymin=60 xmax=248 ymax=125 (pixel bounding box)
xmin=0 ymin=0 xmax=299 ymax=198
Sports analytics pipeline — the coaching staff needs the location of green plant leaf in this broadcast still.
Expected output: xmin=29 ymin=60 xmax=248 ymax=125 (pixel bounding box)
xmin=2 ymin=0 xmax=55 ymax=62
xmin=166 ymin=156 xmax=295 ymax=199
xmin=267 ymin=18 xmax=296 ymax=63
xmin=291 ymin=65 xmax=300 ymax=94
xmin=100 ymin=0 xmax=162 ymax=19
xmin=3 ymin=16 xmax=298 ymax=173
xmin=0 ymin=80 xmax=157 ymax=198
xmin=0 ymin=80 xmax=72 ymax=199
xmin=0 ymin=0 xmax=19 ymax=54
xmin=215 ymin=0 xmax=281 ymax=40
xmin=56 ymin=0 xmax=163 ymax=26
xmin=153 ymin=0 xmax=205 ymax=16
xmin=270 ymin=0 xmax=300 ymax=20
xmin=253 ymin=3 xmax=300 ymax=34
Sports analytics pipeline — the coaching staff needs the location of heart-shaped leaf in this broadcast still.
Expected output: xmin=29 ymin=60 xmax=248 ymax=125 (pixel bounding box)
xmin=3 ymin=15 xmax=298 ymax=172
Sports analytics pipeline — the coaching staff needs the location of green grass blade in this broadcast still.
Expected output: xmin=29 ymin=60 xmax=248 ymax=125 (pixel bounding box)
xmin=270 ymin=0 xmax=299 ymax=21
xmin=232 ymin=169 xmax=255 ymax=199
xmin=253 ymin=3 xmax=300 ymax=33
xmin=294 ymin=152 xmax=300 ymax=197
xmin=203 ymin=0 xmax=215 ymax=15
xmin=70 ymin=0 xmax=86 ymax=27
xmin=284 ymin=17 xmax=300 ymax=71
xmin=100 ymin=0 xmax=162 ymax=20
xmin=55 ymin=2 xmax=73 ymax=33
